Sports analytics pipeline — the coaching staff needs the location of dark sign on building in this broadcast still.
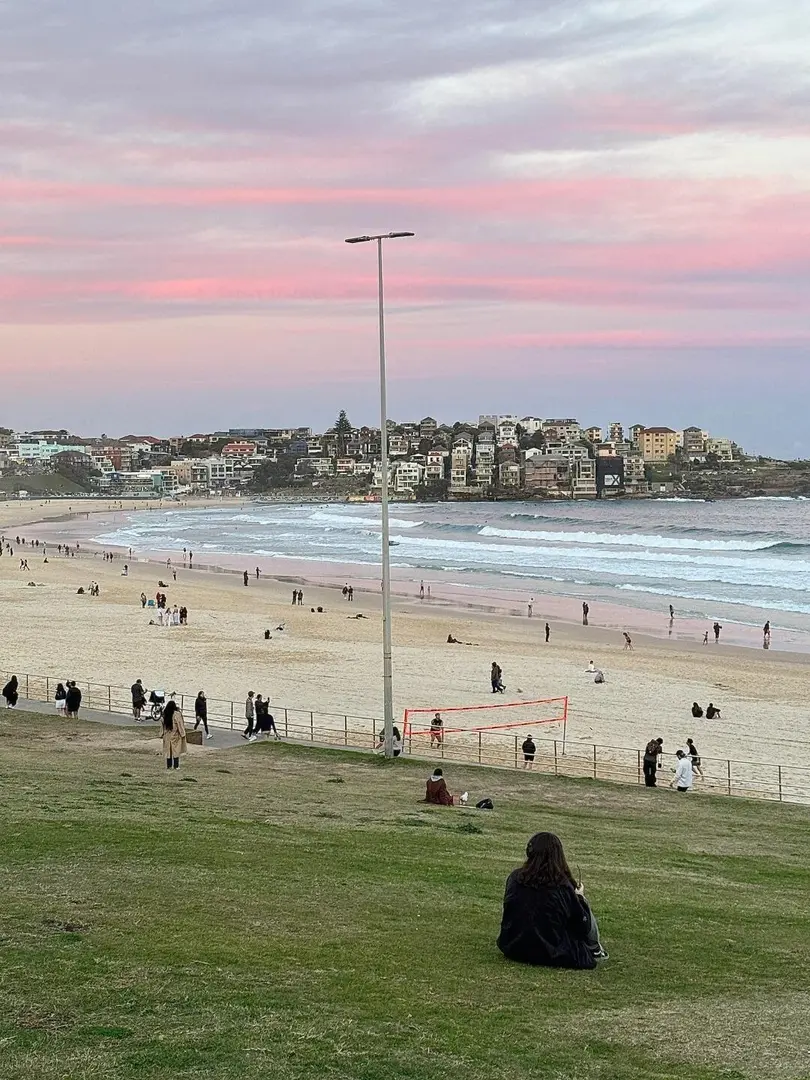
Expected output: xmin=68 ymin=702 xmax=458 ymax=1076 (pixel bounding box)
xmin=595 ymin=455 xmax=624 ymax=494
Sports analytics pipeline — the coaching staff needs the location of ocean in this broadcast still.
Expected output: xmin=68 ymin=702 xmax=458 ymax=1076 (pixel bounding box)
xmin=95 ymin=498 xmax=810 ymax=645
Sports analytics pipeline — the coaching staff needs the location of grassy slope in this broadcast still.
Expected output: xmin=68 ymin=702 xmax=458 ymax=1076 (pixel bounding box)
xmin=1 ymin=714 xmax=809 ymax=1080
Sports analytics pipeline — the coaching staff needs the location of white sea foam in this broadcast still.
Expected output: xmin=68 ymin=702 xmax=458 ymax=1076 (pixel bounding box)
xmin=478 ymin=525 xmax=779 ymax=552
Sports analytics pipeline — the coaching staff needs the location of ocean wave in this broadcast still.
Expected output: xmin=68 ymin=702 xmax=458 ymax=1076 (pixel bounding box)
xmin=477 ymin=525 xmax=794 ymax=553
xmin=307 ymin=510 xmax=423 ymax=529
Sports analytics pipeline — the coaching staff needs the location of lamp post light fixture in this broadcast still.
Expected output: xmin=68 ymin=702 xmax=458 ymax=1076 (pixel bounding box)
xmin=345 ymin=231 xmax=415 ymax=757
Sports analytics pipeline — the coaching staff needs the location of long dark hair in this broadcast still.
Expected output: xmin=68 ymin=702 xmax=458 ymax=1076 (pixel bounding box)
xmin=516 ymin=832 xmax=577 ymax=889
xmin=163 ymin=699 xmax=177 ymax=730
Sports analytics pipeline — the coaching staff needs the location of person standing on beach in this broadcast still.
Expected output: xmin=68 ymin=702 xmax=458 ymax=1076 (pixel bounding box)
xmin=702 ymin=630 xmax=709 ymax=645
xmin=527 ymin=598 xmax=533 ymax=618
xmin=545 ymin=622 xmax=551 ymax=643
xmin=256 ymin=567 xmax=261 ymax=580
xmin=582 ymin=602 xmax=589 ymax=625
xmin=419 ymin=580 xmax=425 ymax=600
xmin=348 ymin=585 xmax=353 ymax=601
xmin=297 ymin=590 xmax=303 ymax=605
xmin=194 ymin=691 xmax=212 ymax=738
xmin=243 ymin=570 xmax=249 ymax=587
xmin=623 ymin=632 xmax=633 ymax=650
xmin=763 ymin=620 xmax=771 ymax=648
xmin=713 ymin=621 xmax=722 ymax=643
xmin=162 ymin=699 xmax=187 ymax=771
xmin=292 ymin=589 xmax=298 ymax=605
xmin=669 ymin=605 xmax=674 ymax=620
xmin=188 ymin=550 xmax=193 ymax=567
xmin=242 ymin=691 xmax=256 ymax=739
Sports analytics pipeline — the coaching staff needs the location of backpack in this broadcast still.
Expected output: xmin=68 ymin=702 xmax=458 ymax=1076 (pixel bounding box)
xmin=475 ymin=798 xmax=494 ymax=810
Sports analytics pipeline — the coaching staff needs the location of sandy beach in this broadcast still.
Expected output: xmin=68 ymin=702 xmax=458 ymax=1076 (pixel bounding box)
xmin=1 ymin=498 xmax=809 ymax=799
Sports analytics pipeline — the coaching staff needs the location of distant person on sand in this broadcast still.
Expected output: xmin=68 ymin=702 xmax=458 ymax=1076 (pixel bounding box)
xmin=527 ymin=598 xmax=533 ymax=618
xmin=522 ymin=735 xmax=536 ymax=769
xmin=424 ymin=768 xmax=454 ymax=806
xmin=713 ymin=622 xmax=722 ymax=643
xmin=763 ymin=620 xmax=771 ymax=648
xmin=256 ymin=567 xmax=260 ymax=580
xmin=430 ymin=712 xmax=444 ymax=747
xmin=162 ymin=699 xmax=187 ymax=771
xmin=497 ymin=832 xmax=608 ymax=968
xmin=292 ymin=589 xmax=297 ymax=605
xmin=669 ymin=605 xmax=674 ymax=619
xmin=348 ymin=585 xmax=353 ymax=601
xmin=2 ymin=675 xmax=19 ymax=708
xmin=702 ymin=631 xmax=709 ymax=645
xmin=593 ymin=669 xmax=605 ymax=684
xmin=243 ymin=570 xmax=249 ymax=587
xmin=491 ymin=662 xmax=505 ymax=694
xmin=671 ymin=749 xmax=693 ymax=792
xmin=586 ymin=660 xmax=596 ymax=673
xmin=297 ymin=590 xmax=304 ymax=605
xmin=194 ymin=691 xmax=212 ymax=739
xmin=691 ymin=702 xmax=704 ymax=718
xmin=623 ymin=632 xmax=633 ymax=650
xmin=419 ymin=580 xmax=425 ymax=600
xmin=582 ymin=602 xmax=589 ymax=625
xmin=705 ymin=702 xmax=721 ymax=719
xmin=140 ymin=592 xmax=147 ymax=608
xmin=643 ymin=737 xmax=663 ymax=786
xmin=545 ymin=622 xmax=550 ymax=643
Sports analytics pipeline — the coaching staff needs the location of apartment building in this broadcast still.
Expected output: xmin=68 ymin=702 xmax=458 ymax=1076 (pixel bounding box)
xmin=450 ymin=447 xmax=471 ymax=491
xmin=585 ymin=426 xmax=603 ymax=443
xmin=572 ymin=458 xmax=597 ymax=497
xmin=394 ymin=461 xmax=424 ymax=493
xmin=524 ymin=456 xmax=570 ymax=494
xmin=608 ymin=422 xmax=624 ymax=443
xmin=542 ymin=418 xmax=582 ymax=444
xmin=682 ymin=427 xmax=707 ymax=457
xmin=640 ymin=427 xmax=678 ymax=462
xmin=425 ymin=449 xmax=447 ymax=481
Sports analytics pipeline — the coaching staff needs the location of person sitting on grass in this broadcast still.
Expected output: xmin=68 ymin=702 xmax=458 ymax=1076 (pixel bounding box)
xmin=424 ymin=768 xmax=454 ymax=806
xmin=497 ymin=832 xmax=608 ymax=969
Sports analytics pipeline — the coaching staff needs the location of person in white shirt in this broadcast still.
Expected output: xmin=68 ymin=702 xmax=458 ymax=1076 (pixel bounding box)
xmin=671 ymin=750 xmax=693 ymax=792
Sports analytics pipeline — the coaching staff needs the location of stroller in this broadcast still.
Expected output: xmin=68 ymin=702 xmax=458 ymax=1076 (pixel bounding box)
xmin=149 ymin=689 xmax=166 ymax=721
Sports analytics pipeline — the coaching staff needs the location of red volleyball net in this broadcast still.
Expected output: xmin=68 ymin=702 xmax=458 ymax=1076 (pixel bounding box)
xmin=403 ymin=696 xmax=568 ymax=752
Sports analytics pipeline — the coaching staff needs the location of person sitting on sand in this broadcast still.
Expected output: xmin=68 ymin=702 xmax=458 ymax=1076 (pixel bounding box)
xmin=585 ymin=660 xmax=596 ymax=672
xmin=497 ymin=832 xmax=608 ymax=969
xmin=424 ymin=768 xmax=454 ymax=806
xmin=593 ymin=669 xmax=606 ymax=684
xmin=691 ymin=702 xmax=704 ymax=718
xmin=705 ymin=702 xmax=721 ymax=719
xmin=447 ymin=633 xmax=461 ymax=644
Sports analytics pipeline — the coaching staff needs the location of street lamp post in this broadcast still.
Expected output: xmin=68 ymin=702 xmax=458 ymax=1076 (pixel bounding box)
xmin=345 ymin=231 xmax=414 ymax=757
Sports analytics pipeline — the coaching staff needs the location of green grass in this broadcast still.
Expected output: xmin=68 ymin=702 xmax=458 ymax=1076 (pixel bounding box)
xmin=1 ymin=713 xmax=810 ymax=1079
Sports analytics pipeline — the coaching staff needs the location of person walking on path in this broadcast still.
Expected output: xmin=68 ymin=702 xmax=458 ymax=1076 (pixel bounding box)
xmin=685 ymin=738 xmax=703 ymax=779
xmin=65 ymin=681 xmax=82 ymax=718
xmin=671 ymin=749 xmax=693 ymax=792
xmin=242 ymin=691 xmax=256 ymax=740
xmin=162 ymin=699 xmax=187 ymax=771
xmin=54 ymin=682 xmax=67 ymax=713
xmin=643 ymin=737 xmax=663 ymax=787
xmin=2 ymin=675 xmax=19 ymax=708
xmin=491 ymin=662 xmax=505 ymax=693
xmin=131 ymin=678 xmax=146 ymax=720
xmin=194 ymin=691 xmax=212 ymax=739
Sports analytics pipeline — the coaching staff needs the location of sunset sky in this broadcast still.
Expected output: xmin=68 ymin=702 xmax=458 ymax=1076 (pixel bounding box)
xmin=1 ymin=1 xmax=809 ymax=455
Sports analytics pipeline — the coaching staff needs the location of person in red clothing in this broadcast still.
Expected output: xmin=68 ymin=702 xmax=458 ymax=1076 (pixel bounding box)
xmin=424 ymin=768 xmax=454 ymax=806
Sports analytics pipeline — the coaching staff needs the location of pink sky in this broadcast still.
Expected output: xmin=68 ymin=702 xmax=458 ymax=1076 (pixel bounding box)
xmin=1 ymin=1 xmax=809 ymax=455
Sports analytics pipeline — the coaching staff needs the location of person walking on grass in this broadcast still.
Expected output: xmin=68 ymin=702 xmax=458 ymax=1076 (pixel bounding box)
xmin=242 ymin=691 xmax=255 ymax=740
xmin=194 ymin=691 xmax=212 ymax=739
xmin=671 ymin=749 xmax=693 ymax=792
xmin=497 ymin=832 xmax=608 ymax=969
xmin=643 ymin=737 xmax=663 ymax=787
xmin=162 ymin=698 xmax=187 ymax=771
xmin=2 ymin=675 xmax=19 ymax=708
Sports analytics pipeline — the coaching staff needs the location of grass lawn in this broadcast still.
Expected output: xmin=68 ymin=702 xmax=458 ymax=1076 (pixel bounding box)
xmin=1 ymin=713 xmax=810 ymax=1080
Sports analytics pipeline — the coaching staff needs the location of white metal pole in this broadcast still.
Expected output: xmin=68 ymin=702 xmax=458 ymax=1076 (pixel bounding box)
xmin=378 ymin=238 xmax=395 ymax=758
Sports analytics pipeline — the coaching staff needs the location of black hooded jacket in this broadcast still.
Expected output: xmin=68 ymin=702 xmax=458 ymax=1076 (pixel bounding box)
xmin=497 ymin=869 xmax=596 ymax=969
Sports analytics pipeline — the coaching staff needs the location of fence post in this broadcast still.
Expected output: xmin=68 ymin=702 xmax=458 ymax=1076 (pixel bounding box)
xmin=727 ymin=759 xmax=732 ymax=796
xmin=514 ymin=735 xmax=519 ymax=769
xmin=107 ymin=684 xmax=111 ymax=712
xmin=593 ymin=744 xmax=597 ymax=779
xmin=637 ymin=749 xmax=642 ymax=785
xmin=284 ymin=709 xmax=289 ymax=738
xmin=778 ymin=764 xmax=783 ymax=802
xmin=25 ymin=673 xmax=30 ymax=697
xmin=478 ymin=731 xmax=482 ymax=765
xmin=554 ymin=740 xmax=558 ymax=776
xmin=344 ymin=715 xmax=348 ymax=747
xmin=46 ymin=677 xmax=50 ymax=700
xmin=230 ymin=701 xmax=234 ymax=731
xmin=310 ymin=712 xmax=314 ymax=741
